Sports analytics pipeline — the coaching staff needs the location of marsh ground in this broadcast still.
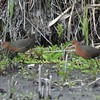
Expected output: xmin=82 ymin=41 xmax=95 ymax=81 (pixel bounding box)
xmin=0 ymin=64 xmax=100 ymax=100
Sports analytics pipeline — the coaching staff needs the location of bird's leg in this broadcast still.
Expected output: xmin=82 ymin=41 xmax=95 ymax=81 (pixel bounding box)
xmin=30 ymin=48 xmax=33 ymax=58
xmin=24 ymin=54 xmax=27 ymax=60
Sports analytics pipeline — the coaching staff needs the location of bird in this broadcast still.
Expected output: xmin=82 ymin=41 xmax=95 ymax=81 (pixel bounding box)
xmin=72 ymin=40 xmax=100 ymax=59
xmin=0 ymin=34 xmax=35 ymax=58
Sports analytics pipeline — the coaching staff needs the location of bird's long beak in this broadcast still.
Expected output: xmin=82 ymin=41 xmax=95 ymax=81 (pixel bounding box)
xmin=69 ymin=45 xmax=75 ymax=48
xmin=65 ymin=43 xmax=75 ymax=53
xmin=67 ymin=42 xmax=75 ymax=49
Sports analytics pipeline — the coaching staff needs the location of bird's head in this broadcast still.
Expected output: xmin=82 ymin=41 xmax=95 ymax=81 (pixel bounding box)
xmin=72 ymin=40 xmax=79 ymax=46
xmin=2 ymin=42 xmax=9 ymax=47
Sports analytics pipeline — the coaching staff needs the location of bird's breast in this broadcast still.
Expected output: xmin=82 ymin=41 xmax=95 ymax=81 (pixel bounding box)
xmin=76 ymin=46 xmax=89 ymax=59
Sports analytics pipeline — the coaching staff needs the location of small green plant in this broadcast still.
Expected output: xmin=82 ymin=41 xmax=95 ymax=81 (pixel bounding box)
xmin=43 ymin=45 xmax=63 ymax=62
xmin=8 ymin=0 xmax=14 ymax=19
xmin=34 ymin=46 xmax=44 ymax=60
xmin=8 ymin=0 xmax=15 ymax=35
xmin=0 ymin=55 xmax=10 ymax=73
xmin=77 ymin=6 xmax=89 ymax=45
xmin=57 ymin=23 xmax=64 ymax=37
xmin=68 ymin=54 xmax=100 ymax=78
xmin=93 ymin=95 xmax=100 ymax=100
xmin=82 ymin=7 xmax=89 ymax=45
xmin=47 ymin=0 xmax=51 ymax=11
xmin=19 ymin=92 xmax=36 ymax=99
xmin=57 ymin=62 xmax=68 ymax=82
xmin=20 ymin=66 xmax=37 ymax=80
xmin=9 ymin=74 xmax=17 ymax=98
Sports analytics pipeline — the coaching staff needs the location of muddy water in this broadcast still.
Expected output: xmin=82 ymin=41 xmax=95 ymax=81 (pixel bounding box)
xmin=0 ymin=64 xmax=100 ymax=100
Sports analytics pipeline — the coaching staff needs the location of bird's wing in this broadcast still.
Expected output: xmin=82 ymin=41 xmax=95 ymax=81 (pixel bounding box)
xmin=9 ymin=39 xmax=29 ymax=48
xmin=80 ymin=45 xmax=100 ymax=57
xmin=10 ymin=38 xmax=34 ymax=52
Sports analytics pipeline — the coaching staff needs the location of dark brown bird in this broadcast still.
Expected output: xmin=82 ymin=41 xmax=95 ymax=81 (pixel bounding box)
xmin=72 ymin=40 xmax=100 ymax=59
xmin=0 ymin=34 xmax=35 ymax=58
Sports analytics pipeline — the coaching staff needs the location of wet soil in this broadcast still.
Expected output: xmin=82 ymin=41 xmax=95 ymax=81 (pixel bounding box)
xmin=0 ymin=64 xmax=100 ymax=100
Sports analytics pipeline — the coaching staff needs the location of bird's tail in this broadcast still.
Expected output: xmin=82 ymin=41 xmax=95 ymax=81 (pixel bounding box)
xmin=95 ymin=45 xmax=100 ymax=54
